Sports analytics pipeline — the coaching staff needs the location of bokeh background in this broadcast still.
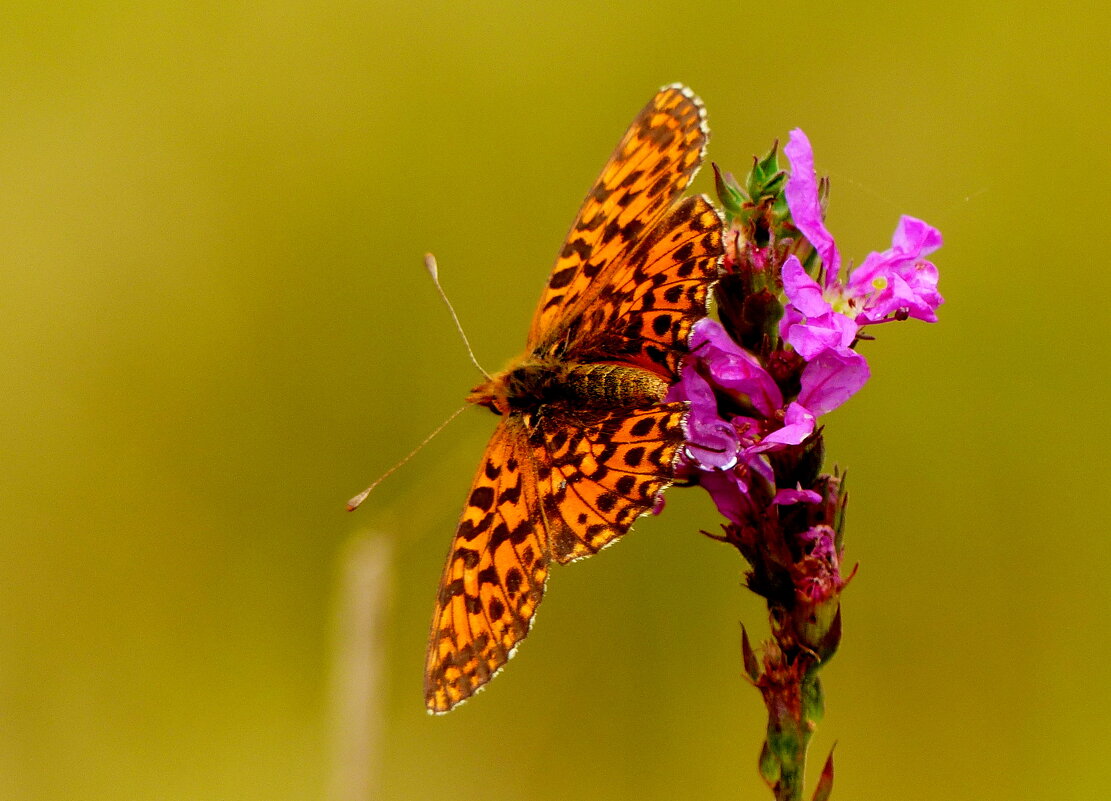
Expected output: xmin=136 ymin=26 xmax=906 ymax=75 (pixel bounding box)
xmin=3 ymin=2 xmax=1109 ymax=799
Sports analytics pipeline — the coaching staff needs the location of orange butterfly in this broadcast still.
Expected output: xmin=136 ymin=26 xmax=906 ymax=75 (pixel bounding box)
xmin=425 ymin=85 xmax=723 ymax=713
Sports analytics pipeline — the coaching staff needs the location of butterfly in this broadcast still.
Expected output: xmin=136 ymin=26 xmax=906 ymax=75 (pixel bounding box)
xmin=425 ymin=84 xmax=723 ymax=713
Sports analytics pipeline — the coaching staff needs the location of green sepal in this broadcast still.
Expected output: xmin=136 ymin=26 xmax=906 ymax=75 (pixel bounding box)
xmin=771 ymin=188 xmax=792 ymax=229
xmin=832 ymin=471 xmax=847 ymax=549
xmin=802 ymin=674 xmax=825 ymax=725
xmin=799 ymin=598 xmax=842 ymax=664
xmin=746 ymin=141 xmax=785 ymax=200
xmin=815 ymin=605 xmax=843 ymax=664
xmin=758 ymin=740 xmax=782 ymax=786
xmin=713 ymin=163 xmax=748 ymax=218
xmin=766 ymin=717 xmax=804 ymax=775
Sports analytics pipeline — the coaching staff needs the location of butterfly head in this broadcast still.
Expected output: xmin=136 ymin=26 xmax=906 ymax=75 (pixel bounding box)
xmin=466 ymin=370 xmax=512 ymax=416
xmin=467 ymin=357 xmax=563 ymax=417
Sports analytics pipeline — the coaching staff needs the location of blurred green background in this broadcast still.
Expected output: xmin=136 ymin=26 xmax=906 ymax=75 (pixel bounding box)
xmin=2 ymin=1 xmax=1109 ymax=799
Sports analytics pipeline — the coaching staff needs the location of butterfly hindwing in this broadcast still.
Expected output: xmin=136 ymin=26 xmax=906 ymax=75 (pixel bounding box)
xmin=424 ymin=419 xmax=551 ymax=713
xmin=535 ymin=404 xmax=689 ymax=564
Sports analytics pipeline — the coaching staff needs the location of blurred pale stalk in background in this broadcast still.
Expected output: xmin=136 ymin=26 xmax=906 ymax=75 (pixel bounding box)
xmin=327 ymin=535 xmax=392 ymax=801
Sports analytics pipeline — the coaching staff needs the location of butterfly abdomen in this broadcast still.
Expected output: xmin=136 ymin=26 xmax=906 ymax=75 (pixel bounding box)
xmin=471 ymin=359 xmax=671 ymax=416
xmin=560 ymin=363 xmax=669 ymax=409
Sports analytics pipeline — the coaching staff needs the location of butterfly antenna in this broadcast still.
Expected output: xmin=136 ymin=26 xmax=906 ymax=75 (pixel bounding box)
xmin=424 ymin=253 xmax=491 ymax=380
xmin=346 ymin=405 xmax=468 ymax=511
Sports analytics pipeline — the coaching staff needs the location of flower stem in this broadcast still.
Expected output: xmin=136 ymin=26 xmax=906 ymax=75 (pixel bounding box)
xmin=775 ymin=766 xmax=804 ymax=801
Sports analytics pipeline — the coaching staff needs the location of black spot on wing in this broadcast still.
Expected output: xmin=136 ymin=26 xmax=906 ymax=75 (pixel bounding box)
xmin=624 ymin=447 xmax=645 ymax=468
xmin=549 ymin=265 xmax=578 ymax=290
xmin=472 ymin=486 xmax=497 ymax=512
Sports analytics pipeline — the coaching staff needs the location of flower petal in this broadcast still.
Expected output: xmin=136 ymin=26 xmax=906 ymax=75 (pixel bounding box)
xmin=691 ymin=319 xmax=784 ymax=417
xmin=892 ymin=215 xmax=942 ymax=256
xmin=783 ymin=310 xmax=859 ymax=361
xmin=757 ymin=402 xmax=817 ymax=449
xmin=666 ymin=362 xmax=740 ymax=471
xmin=798 ymin=347 xmax=870 ymax=416
xmin=847 ymin=215 xmax=944 ymax=325
xmin=781 ymin=255 xmax=828 ymax=316
xmin=784 ymin=129 xmax=840 ymax=278
xmin=700 ymin=468 xmax=752 ymax=526
xmin=774 ymin=488 xmax=823 ymax=505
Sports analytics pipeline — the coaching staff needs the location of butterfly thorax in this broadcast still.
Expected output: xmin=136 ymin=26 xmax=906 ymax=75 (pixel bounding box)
xmin=468 ymin=358 xmax=671 ymax=417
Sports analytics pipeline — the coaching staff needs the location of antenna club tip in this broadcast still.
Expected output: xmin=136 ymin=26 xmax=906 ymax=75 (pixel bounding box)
xmin=423 ymin=252 xmax=439 ymax=278
xmin=346 ymin=489 xmax=371 ymax=511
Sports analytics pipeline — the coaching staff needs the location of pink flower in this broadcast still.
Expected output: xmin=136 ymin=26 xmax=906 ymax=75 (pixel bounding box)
xmin=780 ymin=256 xmax=860 ymax=360
xmin=782 ymin=129 xmax=944 ymax=336
xmin=668 ymin=320 xmax=822 ymax=524
xmin=792 ymin=525 xmax=845 ymax=603
xmin=848 ymin=216 xmax=944 ymax=323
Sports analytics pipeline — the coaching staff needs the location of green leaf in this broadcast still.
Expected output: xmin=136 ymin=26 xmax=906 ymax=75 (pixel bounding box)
xmin=811 ymin=746 xmax=836 ymax=801
xmin=741 ymin=624 xmax=761 ymax=681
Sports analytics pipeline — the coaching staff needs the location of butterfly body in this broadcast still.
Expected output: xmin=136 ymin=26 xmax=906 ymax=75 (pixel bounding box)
xmin=468 ymin=360 xmax=671 ymax=417
xmin=425 ymin=84 xmax=723 ymax=713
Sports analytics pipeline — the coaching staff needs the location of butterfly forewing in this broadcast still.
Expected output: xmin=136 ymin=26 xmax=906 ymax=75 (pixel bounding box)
xmin=569 ymin=194 xmax=722 ymax=379
xmin=527 ymin=84 xmax=710 ymax=352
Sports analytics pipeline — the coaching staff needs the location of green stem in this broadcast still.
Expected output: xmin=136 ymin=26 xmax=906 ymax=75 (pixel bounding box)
xmin=769 ymin=718 xmax=811 ymax=801
xmin=774 ymin=764 xmax=805 ymax=801
xmin=759 ymin=663 xmax=822 ymax=800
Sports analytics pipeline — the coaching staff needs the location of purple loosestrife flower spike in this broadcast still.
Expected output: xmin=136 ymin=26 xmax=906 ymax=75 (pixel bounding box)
xmin=695 ymin=127 xmax=943 ymax=801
